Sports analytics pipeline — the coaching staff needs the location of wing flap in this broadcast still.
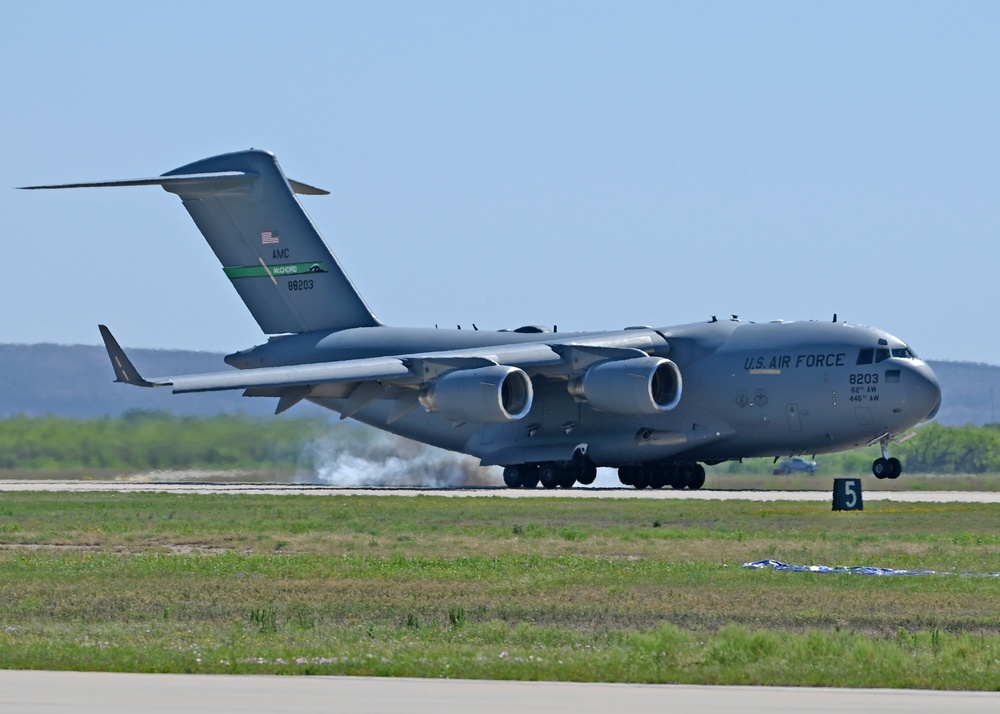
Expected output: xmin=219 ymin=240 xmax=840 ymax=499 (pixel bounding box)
xmin=168 ymin=358 xmax=412 ymax=393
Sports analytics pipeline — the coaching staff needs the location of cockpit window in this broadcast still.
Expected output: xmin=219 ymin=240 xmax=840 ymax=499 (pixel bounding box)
xmin=859 ymin=343 xmax=917 ymax=364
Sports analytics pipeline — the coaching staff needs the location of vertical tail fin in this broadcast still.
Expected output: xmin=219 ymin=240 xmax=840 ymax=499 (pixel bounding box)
xmin=162 ymin=150 xmax=380 ymax=334
xmin=23 ymin=149 xmax=381 ymax=335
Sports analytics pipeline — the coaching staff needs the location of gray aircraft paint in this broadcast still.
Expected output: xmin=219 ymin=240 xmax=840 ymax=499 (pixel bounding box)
xmin=23 ymin=151 xmax=942 ymax=488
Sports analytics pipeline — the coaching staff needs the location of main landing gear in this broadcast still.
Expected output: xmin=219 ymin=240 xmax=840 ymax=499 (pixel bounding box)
xmin=502 ymin=461 xmax=597 ymax=489
xmin=502 ymin=460 xmax=707 ymax=490
xmin=872 ymin=436 xmax=902 ymax=480
xmin=618 ymin=461 xmax=705 ymax=490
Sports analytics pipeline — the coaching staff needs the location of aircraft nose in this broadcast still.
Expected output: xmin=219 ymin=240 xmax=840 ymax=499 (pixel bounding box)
xmin=906 ymin=362 xmax=942 ymax=422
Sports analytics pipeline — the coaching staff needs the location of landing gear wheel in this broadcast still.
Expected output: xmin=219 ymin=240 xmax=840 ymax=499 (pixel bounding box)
xmin=672 ymin=463 xmax=693 ymax=490
xmin=618 ymin=466 xmax=638 ymax=487
xmin=576 ymin=463 xmax=597 ymax=486
xmin=557 ymin=466 xmax=576 ymax=488
xmin=620 ymin=464 xmax=652 ymax=489
xmin=643 ymin=464 xmax=665 ymax=489
xmin=687 ymin=463 xmax=706 ymax=490
xmin=502 ymin=466 xmax=522 ymax=489
xmin=873 ymin=436 xmax=903 ymax=481
xmin=521 ymin=466 xmax=540 ymax=489
xmin=539 ymin=464 xmax=560 ymax=489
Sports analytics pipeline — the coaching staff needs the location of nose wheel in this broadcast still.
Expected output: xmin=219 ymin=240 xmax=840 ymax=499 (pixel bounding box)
xmin=872 ymin=457 xmax=901 ymax=479
xmin=872 ymin=437 xmax=902 ymax=479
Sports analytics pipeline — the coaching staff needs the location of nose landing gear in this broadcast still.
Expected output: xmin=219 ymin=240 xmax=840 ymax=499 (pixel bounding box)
xmin=872 ymin=436 xmax=902 ymax=479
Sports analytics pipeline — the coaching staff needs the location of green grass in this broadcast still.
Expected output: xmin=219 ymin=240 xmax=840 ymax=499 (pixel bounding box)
xmin=2 ymin=493 xmax=1000 ymax=688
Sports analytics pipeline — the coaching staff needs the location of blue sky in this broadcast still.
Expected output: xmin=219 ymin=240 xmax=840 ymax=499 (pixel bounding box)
xmin=3 ymin=1 xmax=998 ymax=363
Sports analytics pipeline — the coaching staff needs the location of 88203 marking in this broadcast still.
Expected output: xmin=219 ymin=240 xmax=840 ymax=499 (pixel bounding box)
xmin=288 ymin=279 xmax=314 ymax=291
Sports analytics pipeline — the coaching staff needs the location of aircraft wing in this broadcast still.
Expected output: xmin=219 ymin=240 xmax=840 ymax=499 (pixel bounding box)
xmin=101 ymin=326 xmax=562 ymax=392
xmin=98 ymin=325 xmax=678 ymax=420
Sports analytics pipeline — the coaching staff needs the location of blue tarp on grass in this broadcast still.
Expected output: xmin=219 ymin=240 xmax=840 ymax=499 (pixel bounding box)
xmin=743 ymin=559 xmax=1000 ymax=577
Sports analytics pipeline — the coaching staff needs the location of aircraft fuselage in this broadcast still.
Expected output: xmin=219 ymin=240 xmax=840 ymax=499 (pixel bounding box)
xmin=227 ymin=318 xmax=941 ymax=469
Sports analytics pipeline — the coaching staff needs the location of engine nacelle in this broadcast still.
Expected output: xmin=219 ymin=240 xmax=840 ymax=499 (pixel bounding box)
xmin=568 ymin=356 xmax=681 ymax=414
xmin=419 ymin=366 xmax=533 ymax=423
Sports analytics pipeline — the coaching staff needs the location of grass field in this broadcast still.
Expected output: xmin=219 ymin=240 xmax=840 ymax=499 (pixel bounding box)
xmin=2 ymin=491 xmax=1000 ymax=689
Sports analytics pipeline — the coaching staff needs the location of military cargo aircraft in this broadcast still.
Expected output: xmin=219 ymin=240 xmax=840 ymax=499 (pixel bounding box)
xmin=23 ymin=150 xmax=942 ymax=489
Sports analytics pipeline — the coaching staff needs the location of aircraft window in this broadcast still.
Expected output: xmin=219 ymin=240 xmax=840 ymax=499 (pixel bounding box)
xmin=875 ymin=348 xmax=891 ymax=363
xmin=891 ymin=347 xmax=916 ymax=359
xmin=856 ymin=348 xmax=874 ymax=365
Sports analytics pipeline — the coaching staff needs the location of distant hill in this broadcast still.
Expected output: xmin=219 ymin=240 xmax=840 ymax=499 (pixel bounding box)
xmin=0 ymin=343 xmax=327 ymax=419
xmin=926 ymin=360 xmax=1000 ymax=426
xmin=0 ymin=344 xmax=995 ymax=425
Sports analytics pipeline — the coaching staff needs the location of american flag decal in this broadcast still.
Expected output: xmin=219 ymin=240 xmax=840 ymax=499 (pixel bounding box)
xmin=261 ymin=231 xmax=280 ymax=244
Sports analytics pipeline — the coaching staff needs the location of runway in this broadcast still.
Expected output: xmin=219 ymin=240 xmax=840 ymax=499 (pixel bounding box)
xmin=2 ymin=479 xmax=1000 ymax=502
xmin=1 ymin=671 xmax=998 ymax=714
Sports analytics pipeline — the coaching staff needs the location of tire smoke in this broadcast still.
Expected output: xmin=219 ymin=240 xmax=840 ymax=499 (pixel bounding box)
xmin=297 ymin=430 xmax=500 ymax=488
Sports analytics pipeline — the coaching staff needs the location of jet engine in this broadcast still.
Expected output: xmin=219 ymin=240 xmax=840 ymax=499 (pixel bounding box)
xmin=568 ymin=356 xmax=681 ymax=414
xmin=419 ymin=366 xmax=533 ymax=423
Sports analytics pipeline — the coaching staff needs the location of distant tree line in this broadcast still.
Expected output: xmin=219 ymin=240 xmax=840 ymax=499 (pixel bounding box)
xmin=693 ymin=422 xmax=1000 ymax=476
xmin=894 ymin=422 xmax=1000 ymax=474
xmin=1 ymin=412 xmax=999 ymax=474
xmin=0 ymin=410 xmax=331 ymax=470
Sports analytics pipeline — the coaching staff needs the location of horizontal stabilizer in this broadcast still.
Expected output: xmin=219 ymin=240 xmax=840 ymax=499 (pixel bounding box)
xmin=20 ymin=171 xmax=258 ymax=193
xmin=21 ymin=172 xmax=328 ymax=196
xmin=287 ymin=179 xmax=330 ymax=196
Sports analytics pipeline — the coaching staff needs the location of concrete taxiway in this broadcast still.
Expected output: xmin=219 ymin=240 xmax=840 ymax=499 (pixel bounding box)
xmin=1 ymin=671 xmax=998 ymax=714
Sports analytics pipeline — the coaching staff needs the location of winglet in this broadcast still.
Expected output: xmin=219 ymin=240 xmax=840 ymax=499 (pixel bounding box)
xmin=97 ymin=325 xmax=163 ymax=387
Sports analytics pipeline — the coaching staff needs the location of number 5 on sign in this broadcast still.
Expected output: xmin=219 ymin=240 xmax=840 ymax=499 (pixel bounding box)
xmin=833 ymin=478 xmax=863 ymax=511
